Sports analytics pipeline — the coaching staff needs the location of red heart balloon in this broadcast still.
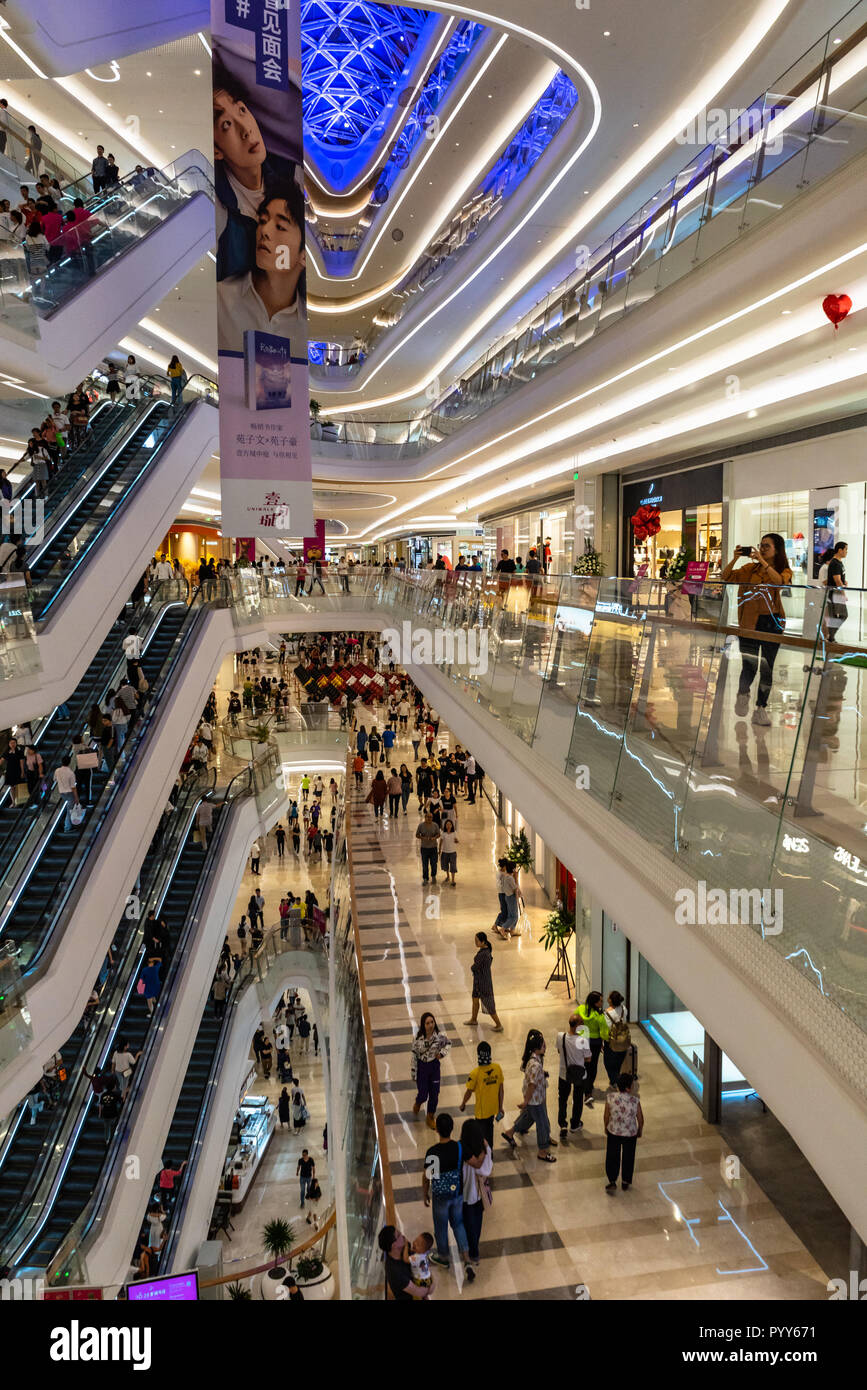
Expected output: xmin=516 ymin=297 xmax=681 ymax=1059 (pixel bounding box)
xmin=822 ymin=293 xmax=852 ymax=327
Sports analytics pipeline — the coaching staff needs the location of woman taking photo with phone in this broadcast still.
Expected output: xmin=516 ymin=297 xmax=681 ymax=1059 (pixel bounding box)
xmin=720 ymin=533 xmax=792 ymax=727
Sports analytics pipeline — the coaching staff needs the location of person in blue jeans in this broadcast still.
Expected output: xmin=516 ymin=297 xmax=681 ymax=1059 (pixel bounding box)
xmin=297 ymin=1150 xmax=315 ymax=1207
xmin=422 ymin=1114 xmax=475 ymax=1282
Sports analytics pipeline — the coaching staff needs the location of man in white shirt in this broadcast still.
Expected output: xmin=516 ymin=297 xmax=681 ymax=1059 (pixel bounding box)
xmin=122 ymin=630 xmax=143 ymax=661
xmin=53 ymin=756 xmax=80 ymax=830
xmin=556 ymin=1013 xmax=593 ymax=1136
xmin=217 ymin=188 xmax=306 ymax=353
xmin=154 ymin=554 xmax=174 ymax=582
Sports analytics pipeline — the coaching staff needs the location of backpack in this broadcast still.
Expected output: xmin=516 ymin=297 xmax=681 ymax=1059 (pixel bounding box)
xmin=608 ymin=1011 xmax=631 ymax=1052
xmin=237 ymin=922 xmax=247 ymax=939
xmin=427 ymin=1141 xmax=462 ymax=1198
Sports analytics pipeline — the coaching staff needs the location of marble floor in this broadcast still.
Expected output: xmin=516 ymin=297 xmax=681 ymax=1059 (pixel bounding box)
xmin=346 ymin=725 xmax=832 ymax=1302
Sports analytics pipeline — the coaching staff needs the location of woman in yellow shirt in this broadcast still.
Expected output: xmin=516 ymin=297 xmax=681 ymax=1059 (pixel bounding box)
xmin=167 ymin=354 xmax=186 ymax=409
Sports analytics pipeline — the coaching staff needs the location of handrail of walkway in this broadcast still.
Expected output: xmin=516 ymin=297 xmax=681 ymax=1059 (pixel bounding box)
xmin=343 ymin=750 xmax=397 ymax=1231
xmin=198 ymin=1210 xmax=336 ymax=1288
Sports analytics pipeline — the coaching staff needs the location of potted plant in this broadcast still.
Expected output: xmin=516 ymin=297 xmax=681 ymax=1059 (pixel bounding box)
xmin=507 ymin=827 xmax=534 ymax=872
xmin=226 ymin=1280 xmax=252 ymax=1301
xmin=259 ymin=1218 xmax=296 ymax=1300
xmin=293 ymin=1250 xmax=335 ymax=1301
xmin=540 ymin=905 xmax=576 ymax=952
xmin=309 ymin=399 xmax=323 ymax=440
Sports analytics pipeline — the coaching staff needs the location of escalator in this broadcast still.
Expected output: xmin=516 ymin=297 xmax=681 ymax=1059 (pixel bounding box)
xmin=17 ymin=804 xmax=225 ymax=1270
xmin=28 ymin=395 xmax=184 ymax=623
xmin=0 ymin=771 xmax=218 ymax=1270
xmin=0 ymin=155 xmax=216 ymax=390
xmin=0 ymin=590 xmax=193 ymax=969
xmin=12 ymin=398 xmax=122 ymax=513
xmin=0 ymin=578 xmax=185 ymax=864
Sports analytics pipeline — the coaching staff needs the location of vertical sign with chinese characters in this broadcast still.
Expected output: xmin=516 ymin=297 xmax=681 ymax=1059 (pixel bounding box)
xmin=211 ymin=0 xmax=314 ymax=538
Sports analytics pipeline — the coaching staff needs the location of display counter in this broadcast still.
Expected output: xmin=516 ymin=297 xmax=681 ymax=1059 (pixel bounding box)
xmin=223 ymin=1095 xmax=277 ymax=1207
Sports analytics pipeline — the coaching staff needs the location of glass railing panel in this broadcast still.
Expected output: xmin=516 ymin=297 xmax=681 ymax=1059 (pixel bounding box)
xmin=0 ymin=579 xmax=40 ymax=683
xmin=507 ymin=576 xmax=563 ymax=745
xmin=607 ymin=586 xmax=726 ymax=860
xmin=564 ymin=581 xmax=649 ymax=806
xmin=532 ymin=574 xmax=600 ymax=771
xmin=671 ymin=584 xmax=820 ymax=887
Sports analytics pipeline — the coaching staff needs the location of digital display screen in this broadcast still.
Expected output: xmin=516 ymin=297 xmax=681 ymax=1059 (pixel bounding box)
xmin=127 ymin=1271 xmax=199 ymax=1302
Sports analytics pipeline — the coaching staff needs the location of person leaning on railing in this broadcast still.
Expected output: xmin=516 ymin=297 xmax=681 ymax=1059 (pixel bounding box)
xmin=720 ymin=533 xmax=792 ymax=728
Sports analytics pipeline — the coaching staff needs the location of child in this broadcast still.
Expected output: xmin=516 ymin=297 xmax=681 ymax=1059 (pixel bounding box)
xmin=407 ymin=1231 xmax=435 ymax=1296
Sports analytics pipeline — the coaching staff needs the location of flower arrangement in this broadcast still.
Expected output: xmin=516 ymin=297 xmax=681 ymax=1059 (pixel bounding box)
xmin=667 ymin=546 xmax=695 ymax=585
xmin=573 ymin=538 xmax=604 ymax=576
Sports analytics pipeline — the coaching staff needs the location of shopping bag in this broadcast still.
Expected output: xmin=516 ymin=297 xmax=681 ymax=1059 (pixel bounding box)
xmin=70 ymin=802 xmax=85 ymax=826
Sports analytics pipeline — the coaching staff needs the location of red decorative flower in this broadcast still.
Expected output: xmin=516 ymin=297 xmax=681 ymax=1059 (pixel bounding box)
xmin=631 ymin=505 xmax=661 ymax=542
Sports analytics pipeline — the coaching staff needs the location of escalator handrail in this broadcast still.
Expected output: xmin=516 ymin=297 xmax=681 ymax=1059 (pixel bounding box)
xmin=0 ymin=784 xmax=210 ymax=1266
xmin=31 ymin=375 xmax=217 ymax=623
xmin=0 ymin=579 xmax=191 ymax=887
xmin=10 ymin=397 xmax=116 ymax=506
xmin=44 ymin=766 xmax=257 ymax=1281
xmin=0 ymin=590 xmax=209 ymax=979
xmin=25 ymin=390 xmax=174 ymax=568
xmin=2 ymin=777 xmax=220 ymax=1272
xmin=34 ymin=160 xmax=216 ymax=323
xmin=0 ymin=575 xmax=190 ymax=817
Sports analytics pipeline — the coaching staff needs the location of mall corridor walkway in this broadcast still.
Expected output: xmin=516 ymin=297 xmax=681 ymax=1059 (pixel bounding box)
xmin=348 ymin=741 xmax=830 ymax=1301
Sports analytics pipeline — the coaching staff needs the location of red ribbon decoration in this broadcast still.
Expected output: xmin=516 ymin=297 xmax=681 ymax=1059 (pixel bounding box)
xmin=631 ymin=504 xmax=661 ymax=543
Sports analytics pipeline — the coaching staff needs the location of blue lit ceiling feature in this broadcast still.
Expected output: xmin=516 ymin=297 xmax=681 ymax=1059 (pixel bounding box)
xmin=302 ymin=1 xmax=430 ymax=149
xmin=479 ymin=70 xmax=578 ymax=202
xmin=377 ymin=19 xmax=484 ymax=194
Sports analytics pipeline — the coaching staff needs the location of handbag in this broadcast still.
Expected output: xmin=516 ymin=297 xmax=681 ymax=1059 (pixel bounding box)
xmin=479 ymin=1174 xmax=493 ymax=1210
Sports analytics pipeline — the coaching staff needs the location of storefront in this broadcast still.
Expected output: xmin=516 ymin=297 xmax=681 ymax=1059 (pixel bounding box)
xmin=482 ymin=494 xmax=575 ymax=574
xmin=159 ymin=523 xmax=232 ymax=570
xmin=621 ymin=462 xmax=724 ymax=580
xmin=599 ymin=912 xmax=752 ymax=1106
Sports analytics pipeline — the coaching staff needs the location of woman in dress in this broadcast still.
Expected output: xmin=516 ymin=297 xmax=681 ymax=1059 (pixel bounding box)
xmin=411 ymin=1012 xmax=451 ymax=1130
xmin=464 ymin=932 xmax=503 ymax=1030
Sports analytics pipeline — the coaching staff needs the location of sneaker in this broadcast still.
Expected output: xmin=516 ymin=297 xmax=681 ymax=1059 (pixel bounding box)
xmin=752 ymin=706 xmax=771 ymax=726
xmin=464 ymin=1264 xmax=476 ymax=1282
xmin=605 ymin=1182 xmax=617 ymax=1194
xmin=570 ymin=1122 xmax=584 ymax=1132
xmin=584 ymin=1097 xmax=594 ymax=1108
xmin=559 ymin=1126 xmax=568 ymax=1137
xmin=621 ymin=1182 xmax=631 ymax=1191
xmin=430 ymin=1253 xmax=450 ymax=1269
xmin=734 ymin=693 xmax=749 ymax=717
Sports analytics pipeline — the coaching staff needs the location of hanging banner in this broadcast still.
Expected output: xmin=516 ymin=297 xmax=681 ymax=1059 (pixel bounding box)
xmin=211 ymin=0 xmax=314 ymax=538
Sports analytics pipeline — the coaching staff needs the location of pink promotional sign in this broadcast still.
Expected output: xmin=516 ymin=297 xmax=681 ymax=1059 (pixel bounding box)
xmin=211 ymin=0 xmax=313 ymax=539
xmin=682 ymin=560 xmax=710 ymax=594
